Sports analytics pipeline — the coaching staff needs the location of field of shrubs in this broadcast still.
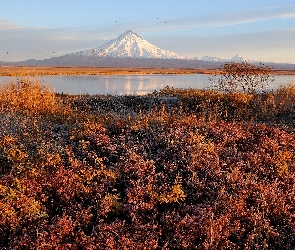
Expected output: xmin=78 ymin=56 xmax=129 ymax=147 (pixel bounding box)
xmin=1 ymin=77 xmax=295 ymax=249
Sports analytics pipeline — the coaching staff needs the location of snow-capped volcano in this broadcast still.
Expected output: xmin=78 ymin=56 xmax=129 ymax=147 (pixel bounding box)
xmin=75 ymin=30 xmax=184 ymax=59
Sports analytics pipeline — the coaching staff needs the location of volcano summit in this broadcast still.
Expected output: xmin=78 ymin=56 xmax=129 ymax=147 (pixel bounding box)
xmin=74 ymin=30 xmax=184 ymax=59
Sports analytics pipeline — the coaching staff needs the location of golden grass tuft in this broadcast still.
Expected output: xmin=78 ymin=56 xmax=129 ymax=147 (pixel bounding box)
xmin=0 ymin=77 xmax=60 ymax=115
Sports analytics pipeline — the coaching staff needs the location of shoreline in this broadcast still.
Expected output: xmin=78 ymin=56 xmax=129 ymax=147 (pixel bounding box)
xmin=1 ymin=66 xmax=295 ymax=76
xmin=0 ymin=66 xmax=218 ymax=76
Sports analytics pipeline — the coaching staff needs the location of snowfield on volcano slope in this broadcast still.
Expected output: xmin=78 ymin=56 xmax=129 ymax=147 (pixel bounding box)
xmin=73 ymin=30 xmax=184 ymax=59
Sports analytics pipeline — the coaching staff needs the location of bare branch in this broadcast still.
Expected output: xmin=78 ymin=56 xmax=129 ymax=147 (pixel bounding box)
xmin=209 ymin=61 xmax=275 ymax=94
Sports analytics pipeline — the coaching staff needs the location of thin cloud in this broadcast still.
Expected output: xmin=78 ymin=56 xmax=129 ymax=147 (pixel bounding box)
xmin=2 ymin=5 xmax=295 ymax=41
xmin=106 ymin=4 xmax=295 ymax=34
xmin=184 ymin=5 xmax=295 ymax=29
xmin=0 ymin=25 xmax=107 ymax=61
xmin=0 ymin=19 xmax=23 ymax=30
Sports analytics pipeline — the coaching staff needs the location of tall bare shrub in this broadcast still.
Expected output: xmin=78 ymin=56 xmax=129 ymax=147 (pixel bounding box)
xmin=210 ymin=61 xmax=274 ymax=94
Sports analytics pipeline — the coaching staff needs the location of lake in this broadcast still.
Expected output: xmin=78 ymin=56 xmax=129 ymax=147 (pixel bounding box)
xmin=0 ymin=74 xmax=295 ymax=95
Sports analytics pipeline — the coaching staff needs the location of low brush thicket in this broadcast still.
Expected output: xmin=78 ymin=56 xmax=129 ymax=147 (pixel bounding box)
xmin=2 ymin=77 xmax=295 ymax=249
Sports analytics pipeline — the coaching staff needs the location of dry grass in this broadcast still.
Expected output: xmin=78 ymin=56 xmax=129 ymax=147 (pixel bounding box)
xmin=1 ymin=66 xmax=294 ymax=76
xmin=0 ymin=77 xmax=59 ymax=114
xmin=0 ymin=66 xmax=218 ymax=76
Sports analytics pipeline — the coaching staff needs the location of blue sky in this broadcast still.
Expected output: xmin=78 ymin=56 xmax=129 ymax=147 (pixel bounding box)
xmin=1 ymin=0 xmax=295 ymax=62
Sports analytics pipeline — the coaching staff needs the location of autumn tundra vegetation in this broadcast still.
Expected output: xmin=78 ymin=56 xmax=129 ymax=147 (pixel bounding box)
xmin=1 ymin=62 xmax=295 ymax=249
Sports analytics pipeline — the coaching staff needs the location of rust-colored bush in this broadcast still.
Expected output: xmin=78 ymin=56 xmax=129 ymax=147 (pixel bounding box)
xmin=1 ymin=79 xmax=295 ymax=248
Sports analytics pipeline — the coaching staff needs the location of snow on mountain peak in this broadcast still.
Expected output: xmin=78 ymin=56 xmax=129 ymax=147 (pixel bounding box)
xmin=230 ymin=55 xmax=249 ymax=62
xmin=193 ymin=55 xmax=252 ymax=63
xmin=76 ymin=30 xmax=184 ymax=59
xmin=120 ymin=29 xmax=138 ymax=37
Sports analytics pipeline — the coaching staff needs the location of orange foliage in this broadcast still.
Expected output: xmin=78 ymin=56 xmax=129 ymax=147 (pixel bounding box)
xmin=1 ymin=79 xmax=295 ymax=248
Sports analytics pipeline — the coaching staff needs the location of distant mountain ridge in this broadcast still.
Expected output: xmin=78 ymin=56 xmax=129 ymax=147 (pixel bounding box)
xmin=193 ymin=55 xmax=254 ymax=63
xmin=3 ymin=30 xmax=295 ymax=70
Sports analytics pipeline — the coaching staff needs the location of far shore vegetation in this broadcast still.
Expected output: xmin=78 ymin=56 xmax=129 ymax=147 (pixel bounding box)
xmin=0 ymin=66 xmax=217 ymax=76
xmin=0 ymin=65 xmax=295 ymax=76
xmin=1 ymin=62 xmax=295 ymax=248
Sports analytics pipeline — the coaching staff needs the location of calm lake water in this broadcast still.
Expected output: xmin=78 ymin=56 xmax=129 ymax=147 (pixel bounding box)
xmin=0 ymin=74 xmax=295 ymax=95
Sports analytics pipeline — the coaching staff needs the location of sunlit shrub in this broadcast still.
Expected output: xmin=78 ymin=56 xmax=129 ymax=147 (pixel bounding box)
xmin=156 ymin=175 xmax=186 ymax=203
xmin=0 ymin=77 xmax=58 ymax=114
